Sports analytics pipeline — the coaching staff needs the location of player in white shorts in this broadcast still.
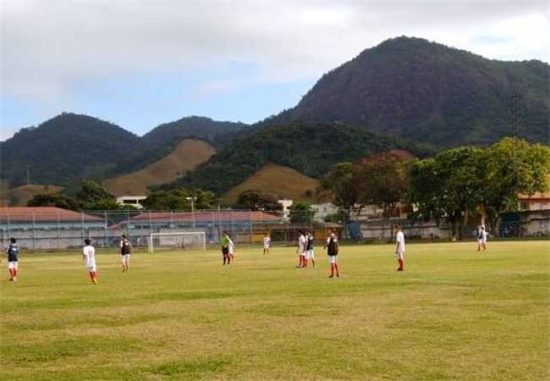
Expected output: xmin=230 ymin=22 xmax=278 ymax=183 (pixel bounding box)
xmin=263 ymin=233 xmax=271 ymax=255
xmin=325 ymin=230 xmax=340 ymax=277
xmin=306 ymin=231 xmax=316 ymax=268
xmin=119 ymin=234 xmax=132 ymax=272
xmin=6 ymin=237 xmax=19 ymax=282
xmin=476 ymin=226 xmax=488 ymax=252
xmin=297 ymin=230 xmax=307 ymax=268
xmin=228 ymin=235 xmax=235 ymax=261
xmin=395 ymin=226 xmax=405 ymax=271
xmin=82 ymin=238 xmax=98 ymax=284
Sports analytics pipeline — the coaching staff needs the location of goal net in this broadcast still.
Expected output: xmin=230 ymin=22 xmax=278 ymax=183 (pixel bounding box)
xmin=148 ymin=231 xmax=206 ymax=253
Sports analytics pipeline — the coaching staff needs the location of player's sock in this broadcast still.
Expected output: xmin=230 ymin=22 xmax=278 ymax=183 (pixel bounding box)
xmin=13 ymin=268 xmax=17 ymax=277
xmin=398 ymin=259 xmax=404 ymax=270
xmin=8 ymin=269 xmax=13 ymax=279
xmin=335 ymin=264 xmax=340 ymax=276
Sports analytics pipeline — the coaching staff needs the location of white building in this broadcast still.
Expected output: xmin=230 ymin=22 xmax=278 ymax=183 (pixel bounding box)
xmin=311 ymin=202 xmax=340 ymax=222
xmin=116 ymin=195 xmax=147 ymax=209
xmin=277 ymin=199 xmax=293 ymax=220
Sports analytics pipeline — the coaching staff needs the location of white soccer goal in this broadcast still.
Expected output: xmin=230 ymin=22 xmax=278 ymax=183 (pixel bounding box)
xmin=148 ymin=231 xmax=206 ymax=253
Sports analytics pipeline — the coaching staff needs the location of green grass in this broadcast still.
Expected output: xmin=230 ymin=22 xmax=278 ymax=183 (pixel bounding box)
xmin=1 ymin=241 xmax=549 ymax=380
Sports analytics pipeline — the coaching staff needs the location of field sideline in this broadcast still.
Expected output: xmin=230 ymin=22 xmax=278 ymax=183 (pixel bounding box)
xmin=1 ymin=241 xmax=549 ymax=380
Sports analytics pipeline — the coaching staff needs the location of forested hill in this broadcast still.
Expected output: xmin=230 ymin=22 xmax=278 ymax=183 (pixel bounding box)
xmin=267 ymin=37 xmax=549 ymax=147
xmin=0 ymin=113 xmax=140 ymax=187
xmin=112 ymin=116 xmax=249 ymax=175
xmin=169 ymin=122 xmax=425 ymax=195
xmin=141 ymin=116 xmax=248 ymax=148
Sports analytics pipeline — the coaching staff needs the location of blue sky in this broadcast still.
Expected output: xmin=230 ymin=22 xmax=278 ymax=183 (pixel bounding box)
xmin=1 ymin=0 xmax=548 ymax=140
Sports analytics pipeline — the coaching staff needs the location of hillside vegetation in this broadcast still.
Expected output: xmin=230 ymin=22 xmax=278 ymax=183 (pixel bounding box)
xmin=103 ymin=139 xmax=215 ymax=196
xmin=5 ymin=184 xmax=64 ymax=206
xmin=221 ymin=164 xmax=320 ymax=205
xmin=171 ymin=123 xmax=416 ymax=195
xmin=269 ymin=37 xmax=549 ymax=147
xmin=0 ymin=113 xmax=140 ymax=187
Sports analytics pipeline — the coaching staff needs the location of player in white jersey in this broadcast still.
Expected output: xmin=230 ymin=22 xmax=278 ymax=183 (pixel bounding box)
xmin=82 ymin=239 xmax=98 ymax=284
xmin=306 ymin=231 xmax=316 ymax=268
xmin=263 ymin=233 xmax=271 ymax=255
xmin=228 ymin=235 xmax=235 ymax=261
xmin=297 ymin=230 xmax=307 ymax=268
xmin=395 ymin=226 xmax=405 ymax=271
xmin=476 ymin=225 xmax=488 ymax=251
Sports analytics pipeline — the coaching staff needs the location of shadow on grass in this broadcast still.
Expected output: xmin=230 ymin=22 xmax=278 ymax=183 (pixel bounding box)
xmin=150 ymin=358 xmax=230 ymax=378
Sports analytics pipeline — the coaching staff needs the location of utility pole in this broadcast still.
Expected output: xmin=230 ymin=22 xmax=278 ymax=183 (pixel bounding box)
xmin=186 ymin=196 xmax=197 ymax=228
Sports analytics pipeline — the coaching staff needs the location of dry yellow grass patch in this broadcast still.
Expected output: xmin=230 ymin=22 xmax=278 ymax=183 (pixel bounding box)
xmin=104 ymin=139 xmax=215 ymax=196
xmin=222 ymin=164 xmax=320 ymax=204
xmin=6 ymin=184 xmax=64 ymax=206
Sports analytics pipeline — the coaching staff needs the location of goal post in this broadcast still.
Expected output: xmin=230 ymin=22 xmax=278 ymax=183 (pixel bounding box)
xmin=148 ymin=231 xmax=206 ymax=253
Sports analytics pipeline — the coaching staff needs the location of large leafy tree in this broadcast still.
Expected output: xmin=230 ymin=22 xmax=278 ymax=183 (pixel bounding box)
xmin=234 ymin=190 xmax=282 ymax=211
xmin=76 ymin=180 xmax=120 ymax=210
xmin=319 ymin=162 xmax=358 ymax=216
xmin=480 ymin=138 xmax=550 ymax=234
xmin=289 ymin=201 xmax=315 ymax=224
xmin=409 ymin=147 xmax=484 ymax=240
xmin=27 ymin=193 xmax=81 ymax=210
xmin=354 ymin=153 xmax=411 ymax=220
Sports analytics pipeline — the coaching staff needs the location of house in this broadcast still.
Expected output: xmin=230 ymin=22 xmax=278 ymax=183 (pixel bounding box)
xmin=0 ymin=207 xmax=106 ymax=249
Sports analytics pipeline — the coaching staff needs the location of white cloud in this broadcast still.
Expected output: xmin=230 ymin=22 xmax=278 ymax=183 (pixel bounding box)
xmin=1 ymin=0 xmax=548 ymax=103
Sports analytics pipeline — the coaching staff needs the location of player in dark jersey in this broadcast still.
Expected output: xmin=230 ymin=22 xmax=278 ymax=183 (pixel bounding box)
xmin=7 ymin=237 xmax=19 ymax=282
xmin=119 ymin=234 xmax=132 ymax=272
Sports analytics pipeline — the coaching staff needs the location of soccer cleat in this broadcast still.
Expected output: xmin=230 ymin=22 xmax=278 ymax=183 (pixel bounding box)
xmin=397 ymin=268 xmax=404 ymax=271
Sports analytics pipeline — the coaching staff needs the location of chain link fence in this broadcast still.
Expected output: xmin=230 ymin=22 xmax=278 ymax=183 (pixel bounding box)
xmin=1 ymin=207 xmax=547 ymax=250
xmin=0 ymin=208 xmax=342 ymax=250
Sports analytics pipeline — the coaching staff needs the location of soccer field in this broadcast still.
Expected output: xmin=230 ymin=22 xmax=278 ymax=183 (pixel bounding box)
xmin=1 ymin=241 xmax=549 ymax=380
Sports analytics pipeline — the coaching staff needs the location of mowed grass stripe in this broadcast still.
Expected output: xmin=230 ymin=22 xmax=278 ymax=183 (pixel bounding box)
xmin=1 ymin=241 xmax=548 ymax=380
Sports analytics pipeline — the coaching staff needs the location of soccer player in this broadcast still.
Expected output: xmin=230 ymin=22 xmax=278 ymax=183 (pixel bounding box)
xmin=83 ymin=238 xmax=98 ymax=284
xmin=297 ymin=230 xmax=307 ymax=268
xmin=221 ymin=233 xmax=229 ymax=265
xmin=263 ymin=233 xmax=271 ymax=255
xmin=325 ymin=229 xmax=340 ymax=278
xmin=395 ymin=226 xmax=405 ymax=271
xmin=6 ymin=237 xmax=19 ymax=282
xmin=119 ymin=234 xmax=132 ymax=272
xmin=306 ymin=231 xmax=316 ymax=268
xmin=228 ymin=234 xmax=235 ymax=262
xmin=476 ymin=225 xmax=488 ymax=252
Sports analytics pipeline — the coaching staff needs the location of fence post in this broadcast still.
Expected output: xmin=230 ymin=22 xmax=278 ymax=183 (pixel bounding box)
xmin=57 ymin=209 xmax=61 ymax=250
xmin=104 ymin=211 xmax=108 ymax=248
xmin=32 ymin=210 xmax=36 ymax=249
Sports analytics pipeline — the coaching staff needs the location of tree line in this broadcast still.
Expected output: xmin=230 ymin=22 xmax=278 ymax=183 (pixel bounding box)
xmin=321 ymin=138 xmax=550 ymax=238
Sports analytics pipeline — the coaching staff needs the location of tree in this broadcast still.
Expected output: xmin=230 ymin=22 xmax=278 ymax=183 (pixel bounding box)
xmin=408 ymin=147 xmax=484 ymax=240
xmin=141 ymin=188 xmax=218 ymax=210
xmin=76 ymin=180 xmax=120 ymax=210
xmin=27 ymin=193 xmax=80 ymax=210
xmin=354 ymin=153 xmax=411 ymax=220
xmin=289 ymin=201 xmax=314 ymax=224
xmin=234 ymin=190 xmax=282 ymax=211
xmin=480 ymin=138 xmax=550 ymax=234
xmin=319 ymin=162 xmax=357 ymax=216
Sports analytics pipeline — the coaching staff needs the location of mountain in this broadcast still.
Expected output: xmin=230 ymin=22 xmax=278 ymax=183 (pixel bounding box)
xmin=110 ymin=116 xmax=249 ymax=175
xmin=267 ymin=37 xmax=549 ymax=147
xmin=170 ymin=122 xmax=421 ymax=195
xmin=0 ymin=113 xmax=140 ymax=187
xmin=103 ymin=139 xmax=215 ymax=196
